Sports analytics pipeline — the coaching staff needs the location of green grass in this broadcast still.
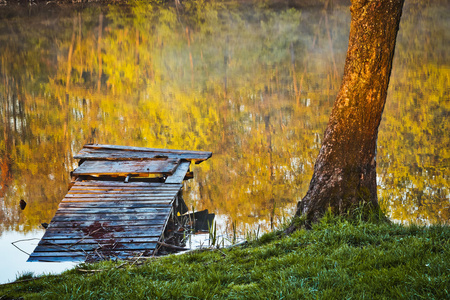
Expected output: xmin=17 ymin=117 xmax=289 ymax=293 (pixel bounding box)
xmin=1 ymin=216 xmax=449 ymax=299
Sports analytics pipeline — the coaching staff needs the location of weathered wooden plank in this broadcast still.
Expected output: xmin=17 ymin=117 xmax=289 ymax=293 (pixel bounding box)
xmin=43 ymin=225 xmax=164 ymax=235
xmin=72 ymin=160 xmax=180 ymax=176
xmin=62 ymin=195 xmax=175 ymax=200
xmin=28 ymin=255 xmax=86 ymax=262
xmin=58 ymin=201 xmax=171 ymax=213
xmin=61 ymin=198 xmax=174 ymax=204
xmin=74 ymin=149 xmax=209 ymax=162
xmin=69 ymin=187 xmax=181 ymax=193
xmin=41 ymin=237 xmax=160 ymax=245
xmin=84 ymin=144 xmax=211 ymax=155
xmin=58 ymin=202 xmax=172 ymax=209
xmin=28 ymin=250 xmax=151 ymax=260
xmin=56 ymin=207 xmax=172 ymax=214
xmin=74 ymin=144 xmax=212 ymax=163
xmin=71 ymin=184 xmax=181 ymax=190
xmin=65 ymin=193 xmax=178 ymax=198
xmin=42 ymin=233 xmax=163 ymax=241
xmin=51 ymin=213 xmax=168 ymax=222
xmin=66 ymin=191 xmax=179 ymax=196
xmin=73 ymin=181 xmax=182 ymax=188
xmin=165 ymin=161 xmax=191 ymax=184
xmin=33 ymin=242 xmax=158 ymax=252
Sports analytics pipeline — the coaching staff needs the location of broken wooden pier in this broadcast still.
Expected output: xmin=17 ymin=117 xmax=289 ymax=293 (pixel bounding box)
xmin=28 ymin=144 xmax=211 ymax=262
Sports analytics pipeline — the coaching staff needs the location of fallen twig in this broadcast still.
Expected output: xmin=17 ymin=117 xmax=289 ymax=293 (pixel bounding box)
xmin=11 ymin=238 xmax=40 ymax=256
xmin=156 ymin=241 xmax=189 ymax=251
xmin=77 ymin=269 xmax=104 ymax=273
xmin=130 ymin=252 xmax=143 ymax=267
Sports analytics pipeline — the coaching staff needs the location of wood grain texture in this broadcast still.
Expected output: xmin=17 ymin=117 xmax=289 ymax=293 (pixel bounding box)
xmin=74 ymin=144 xmax=212 ymax=163
xmin=72 ymin=159 xmax=180 ymax=176
xmin=74 ymin=149 xmax=210 ymax=162
xmin=43 ymin=225 xmax=165 ymax=235
xmin=73 ymin=181 xmax=182 ymax=188
xmin=28 ymin=180 xmax=181 ymax=262
xmin=165 ymin=161 xmax=191 ymax=184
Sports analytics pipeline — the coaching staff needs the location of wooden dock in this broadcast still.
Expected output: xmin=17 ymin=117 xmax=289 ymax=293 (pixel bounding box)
xmin=28 ymin=144 xmax=211 ymax=262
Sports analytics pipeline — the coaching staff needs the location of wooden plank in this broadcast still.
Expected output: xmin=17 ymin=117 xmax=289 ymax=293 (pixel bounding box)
xmin=29 ymin=250 xmax=152 ymax=259
xmin=32 ymin=242 xmax=158 ymax=252
xmin=61 ymin=198 xmax=174 ymax=204
xmin=28 ymin=255 xmax=86 ymax=262
xmin=68 ymin=189 xmax=179 ymax=194
xmin=165 ymin=161 xmax=191 ymax=184
xmin=58 ymin=203 xmax=171 ymax=210
xmin=62 ymin=195 xmax=175 ymax=200
xmin=70 ymin=185 xmax=180 ymax=189
xmin=72 ymin=160 xmax=180 ymax=176
xmin=41 ymin=237 xmax=160 ymax=244
xmin=56 ymin=207 xmax=173 ymax=214
xmin=68 ymin=187 xmax=179 ymax=195
xmin=58 ymin=202 xmax=172 ymax=209
xmin=65 ymin=192 xmax=178 ymax=197
xmin=84 ymin=144 xmax=211 ymax=155
xmin=51 ymin=213 xmax=168 ymax=222
xmin=74 ymin=149 xmax=209 ymax=162
xmin=74 ymin=144 xmax=212 ymax=162
xmin=73 ymin=181 xmax=182 ymax=188
xmin=29 ymin=253 xmax=89 ymax=260
xmin=43 ymin=225 xmax=164 ymax=235
xmin=42 ymin=231 xmax=164 ymax=240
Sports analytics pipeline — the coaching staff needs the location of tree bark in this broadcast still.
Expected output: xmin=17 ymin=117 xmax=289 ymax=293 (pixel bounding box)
xmin=291 ymin=0 xmax=405 ymax=227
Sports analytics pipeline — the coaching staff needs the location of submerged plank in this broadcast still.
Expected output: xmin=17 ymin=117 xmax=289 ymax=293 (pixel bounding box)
xmin=72 ymin=160 xmax=180 ymax=176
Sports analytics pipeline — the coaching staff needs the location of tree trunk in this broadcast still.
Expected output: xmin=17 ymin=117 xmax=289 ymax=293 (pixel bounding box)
xmin=291 ymin=0 xmax=404 ymax=227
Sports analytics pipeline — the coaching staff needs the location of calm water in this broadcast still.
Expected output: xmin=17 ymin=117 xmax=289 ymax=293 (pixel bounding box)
xmin=0 ymin=1 xmax=448 ymax=283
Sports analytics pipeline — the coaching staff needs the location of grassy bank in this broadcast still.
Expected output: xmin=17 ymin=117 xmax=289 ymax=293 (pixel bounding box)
xmin=1 ymin=216 xmax=449 ymax=299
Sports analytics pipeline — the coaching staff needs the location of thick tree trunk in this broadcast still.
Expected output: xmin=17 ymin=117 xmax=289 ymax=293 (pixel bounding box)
xmin=291 ymin=0 xmax=404 ymax=227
